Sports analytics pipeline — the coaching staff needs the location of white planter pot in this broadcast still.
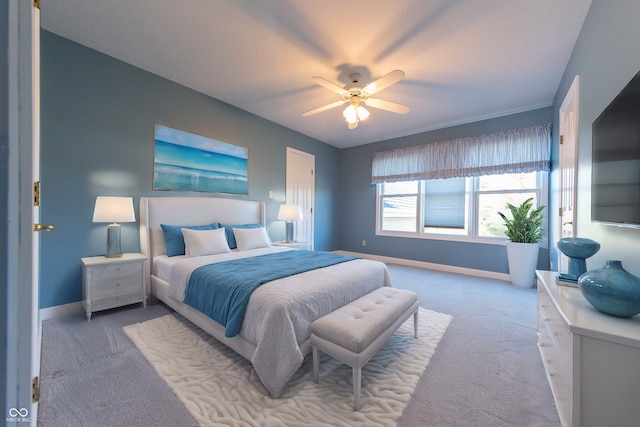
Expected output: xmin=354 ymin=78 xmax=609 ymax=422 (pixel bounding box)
xmin=506 ymin=241 xmax=539 ymax=288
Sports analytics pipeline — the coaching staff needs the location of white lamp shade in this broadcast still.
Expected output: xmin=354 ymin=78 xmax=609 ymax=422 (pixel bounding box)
xmin=92 ymin=196 xmax=136 ymax=223
xmin=278 ymin=204 xmax=303 ymax=221
xmin=343 ymin=104 xmax=369 ymax=123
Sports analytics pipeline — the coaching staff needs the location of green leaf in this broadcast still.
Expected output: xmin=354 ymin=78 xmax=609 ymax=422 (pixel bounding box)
xmin=497 ymin=197 xmax=545 ymax=243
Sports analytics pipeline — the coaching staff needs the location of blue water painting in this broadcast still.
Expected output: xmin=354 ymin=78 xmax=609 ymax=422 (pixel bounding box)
xmin=153 ymin=125 xmax=248 ymax=194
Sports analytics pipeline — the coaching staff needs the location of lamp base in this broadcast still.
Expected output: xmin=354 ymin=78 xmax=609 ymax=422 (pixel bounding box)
xmin=284 ymin=221 xmax=294 ymax=243
xmin=106 ymin=223 xmax=123 ymax=258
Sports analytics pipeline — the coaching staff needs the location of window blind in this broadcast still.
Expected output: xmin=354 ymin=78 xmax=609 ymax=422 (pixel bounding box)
xmin=371 ymin=123 xmax=551 ymax=184
xmin=423 ymin=177 xmax=466 ymax=228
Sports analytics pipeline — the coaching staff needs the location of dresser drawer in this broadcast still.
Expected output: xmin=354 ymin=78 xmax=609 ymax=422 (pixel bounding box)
xmin=92 ymin=290 xmax=143 ymax=312
xmin=549 ymin=317 xmax=570 ymax=365
xmin=539 ymin=319 xmax=556 ymax=354
xmin=93 ymin=274 xmax=141 ymax=299
xmin=548 ymin=354 xmax=571 ymax=422
xmin=89 ymin=261 xmax=142 ymax=281
xmin=538 ymin=284 xmax=554 ymax=319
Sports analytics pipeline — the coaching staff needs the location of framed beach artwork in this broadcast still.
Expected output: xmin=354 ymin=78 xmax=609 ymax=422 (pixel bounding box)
xmin=153 ymin=125 xmax=248 ymax=194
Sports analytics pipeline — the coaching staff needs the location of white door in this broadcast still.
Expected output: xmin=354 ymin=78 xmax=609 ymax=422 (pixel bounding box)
xmin=7 ymin=1 xmax=42 ymax=425
xmin=30 ymin=2 xmax=45 ymax=424
xmin=286 ymin=148 xmax=315 ymax=249
xmin=558 ymin=75 xmax=580 ymax=273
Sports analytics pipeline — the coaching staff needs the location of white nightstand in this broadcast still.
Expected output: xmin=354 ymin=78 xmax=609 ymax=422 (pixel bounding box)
xmin=271 ymin=241 xmax=311 ymax=250
xmin=81 ymin=253 xmax=147 ymax=320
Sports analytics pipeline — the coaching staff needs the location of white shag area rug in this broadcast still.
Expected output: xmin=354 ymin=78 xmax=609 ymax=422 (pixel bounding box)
xmin=124 ymin=308 xmax=451 ymax=427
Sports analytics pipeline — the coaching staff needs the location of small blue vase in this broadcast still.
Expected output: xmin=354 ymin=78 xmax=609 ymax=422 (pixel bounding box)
xmin=557 ymin=237 xmax=600 ymax=282
xmin=578 ymin=260 xmax=640 ymax=318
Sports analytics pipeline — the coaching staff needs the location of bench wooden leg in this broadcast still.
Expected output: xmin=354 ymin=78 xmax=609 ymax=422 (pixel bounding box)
xmin=353 ymin=366 xmax=361 ymax=411
xmin=312 ymin=346 xmax=319 ymax=383
xmin=413 ymin=309 xmax=419 ymax=339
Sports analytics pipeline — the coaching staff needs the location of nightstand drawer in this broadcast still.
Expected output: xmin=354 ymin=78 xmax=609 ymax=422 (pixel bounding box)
xmin=93 ymin=275 xmax=141 ymax=299
xmin=91 ymin=262 xmax=142 ymax=281
xmin=92 ymin=290 xmax=143 ymax=312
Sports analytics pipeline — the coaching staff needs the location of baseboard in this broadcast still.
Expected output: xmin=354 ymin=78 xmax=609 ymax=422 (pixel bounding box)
xmin=334 ymin=250 xmax=511 ymax=282
xmin=40 ymin=301 xmax=84 ymax=321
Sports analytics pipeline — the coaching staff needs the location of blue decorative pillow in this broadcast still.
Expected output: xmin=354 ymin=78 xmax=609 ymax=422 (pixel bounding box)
xmin=220 ymin=223 xmax=262 ymax=249
xmin=161 ymin=223 xmax=220 ymax=257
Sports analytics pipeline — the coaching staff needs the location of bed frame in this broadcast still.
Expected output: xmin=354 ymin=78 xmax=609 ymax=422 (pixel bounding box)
xmin=139 ymin=196 xmax=266 ymax=361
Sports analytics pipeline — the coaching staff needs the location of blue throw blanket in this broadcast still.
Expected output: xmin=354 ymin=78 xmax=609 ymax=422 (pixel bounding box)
xmin=183 ymin=250 xmax=358 ymax=337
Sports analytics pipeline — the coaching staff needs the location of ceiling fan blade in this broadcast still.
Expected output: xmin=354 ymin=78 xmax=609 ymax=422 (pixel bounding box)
xmin=348 ymin=121 xmax=359 ymax=130
xmin=363 ymin=70 xmax=405 ymax=95
xmin=365 ymin=97 xmax=410 ymax=114
xmin=302 ymin=100 xmax=346 ymax=116
xmin=310 ymin=76 xmax=349 ymax=96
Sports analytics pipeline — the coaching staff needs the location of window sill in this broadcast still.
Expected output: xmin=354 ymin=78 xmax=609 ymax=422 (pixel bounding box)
xmin=375 ymin=230 xmax=548 ymax=249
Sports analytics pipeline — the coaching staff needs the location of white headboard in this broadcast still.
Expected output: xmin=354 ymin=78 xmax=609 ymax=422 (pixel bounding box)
xmin=139 ymin=196 xmax=266 ymax=262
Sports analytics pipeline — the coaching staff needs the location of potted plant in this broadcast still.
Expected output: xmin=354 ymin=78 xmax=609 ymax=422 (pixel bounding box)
xmin=498 ymin=198 xmax=545 ymax=287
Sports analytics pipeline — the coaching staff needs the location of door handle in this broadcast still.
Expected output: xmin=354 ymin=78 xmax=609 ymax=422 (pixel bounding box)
xmin=563 ymin=221 xmax=573 ymax=225
xmin=33 ymin=224 xmax=55 ymax=232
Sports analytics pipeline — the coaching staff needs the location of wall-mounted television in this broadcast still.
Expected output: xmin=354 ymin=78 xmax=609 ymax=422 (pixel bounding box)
xmin=591 ymin=70 xmax=640 ymax=228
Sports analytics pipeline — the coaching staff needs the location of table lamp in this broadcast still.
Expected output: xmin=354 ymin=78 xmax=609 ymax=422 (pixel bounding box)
xmin=278 ymin=204 xmax=303 ymax=243
xmin=92 ymin=196 xmax=135 ymax=257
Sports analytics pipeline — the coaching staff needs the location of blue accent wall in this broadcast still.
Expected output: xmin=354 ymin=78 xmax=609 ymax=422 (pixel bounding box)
xmin=40 ymin=31 xmax=340 ymax=309
xmin=550 ymin=0 xmax=640 ymax=277
xmin=339 ymin=108 xmax=553 ymax=274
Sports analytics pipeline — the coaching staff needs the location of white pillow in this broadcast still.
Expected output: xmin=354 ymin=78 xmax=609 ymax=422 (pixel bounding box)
xmin=233 ymin=227 xmax=271 ymax=251
xmin=182 ymin=227 xmax=230 ymax=256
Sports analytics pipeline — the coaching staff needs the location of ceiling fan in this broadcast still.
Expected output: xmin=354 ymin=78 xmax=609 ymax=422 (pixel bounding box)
xmin=303 ymin=70 xmax=410 ymax=129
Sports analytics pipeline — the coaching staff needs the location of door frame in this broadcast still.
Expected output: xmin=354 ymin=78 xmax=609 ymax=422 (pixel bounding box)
xmin=285 ymin=147 xmax=315 ymax=249
xmin=557 ymin=74 xmax=580 ymax=272
xmin=6 ymin=0 xmax=38 ymax=424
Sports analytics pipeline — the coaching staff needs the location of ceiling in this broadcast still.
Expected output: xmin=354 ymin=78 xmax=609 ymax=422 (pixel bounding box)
xmin=40 ymin=0 xmax=592 ymax=149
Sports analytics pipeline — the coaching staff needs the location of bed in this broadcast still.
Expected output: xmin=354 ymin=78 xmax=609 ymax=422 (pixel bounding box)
xmin=139 ymin=196 xmax=392 ymax=398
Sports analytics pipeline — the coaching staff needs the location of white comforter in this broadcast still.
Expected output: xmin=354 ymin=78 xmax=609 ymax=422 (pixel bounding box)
xmin=162 ymin=246 xmax=392 ymax=398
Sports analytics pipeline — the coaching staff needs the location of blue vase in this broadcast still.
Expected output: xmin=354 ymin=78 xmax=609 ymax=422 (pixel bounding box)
xmin=557 ymin=237 xmax=600 ymax=283
xmin=578 ymin=260 xmax=640 ymax=318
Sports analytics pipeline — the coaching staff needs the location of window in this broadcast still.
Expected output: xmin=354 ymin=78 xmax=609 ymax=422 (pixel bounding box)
xmin=372 ymin=124 xmax=551 ymax=244
xmin=424 ymin=177 xmax=466 ymax=229
xmin=380 ymin=181 xmax=418 ymax=232
xmin=422 ymin=177 xmax=470 ymax=236
xmin=476 ymin=172 xmax=539 ymax=239
xmin=377 ymin=171 xmax=547 ymax=244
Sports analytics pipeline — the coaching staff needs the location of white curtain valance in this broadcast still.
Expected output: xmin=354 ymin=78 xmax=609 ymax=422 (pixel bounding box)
xmin=371 ymin=123 xmax=551 ymax=184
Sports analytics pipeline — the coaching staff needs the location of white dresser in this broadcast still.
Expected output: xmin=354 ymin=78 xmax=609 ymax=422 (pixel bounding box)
xmin=82 ymin=253 xmax=147 ymax=320
xmin=536 ymin=270 xmax=640 ymax=427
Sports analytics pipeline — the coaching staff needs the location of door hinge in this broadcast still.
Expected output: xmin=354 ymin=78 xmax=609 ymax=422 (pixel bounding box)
xmin=32 ymin=377 xmax=39 ymax=403
xmin=33 ymin=0 xmax=40 ymax=9
xmin=33 ymin=181 xmax=40 ymax=206
xmin=559 ymin=207 xmax=563 ymax=216
xmin=310 ymin=169 xmax=314 ymax=176
xmin=560 ymin=134 xmax=564 ymax=144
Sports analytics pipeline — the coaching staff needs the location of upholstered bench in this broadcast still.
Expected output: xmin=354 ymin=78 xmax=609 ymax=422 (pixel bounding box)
xmin=311 ymin=287 xmax=419 ymax=410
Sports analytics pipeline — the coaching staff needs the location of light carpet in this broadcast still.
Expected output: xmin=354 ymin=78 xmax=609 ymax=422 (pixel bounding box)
xmin=123 ymin=308 xmax=451 ymax=427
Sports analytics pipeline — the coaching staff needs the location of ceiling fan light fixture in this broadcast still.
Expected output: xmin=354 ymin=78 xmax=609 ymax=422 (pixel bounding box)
xmin=304 ymin=69 xmax=408 ymax=129
xmin=343 ymin=103 xmax=369 ymax=124
xmin=357 ymin=105 xmax=370 ymax=121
